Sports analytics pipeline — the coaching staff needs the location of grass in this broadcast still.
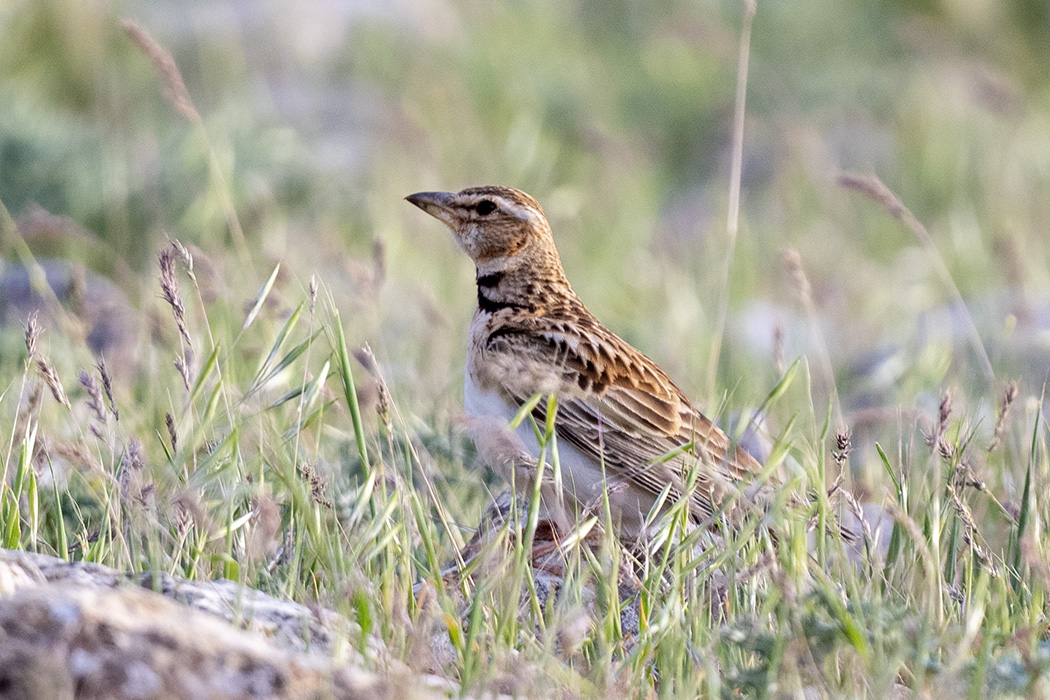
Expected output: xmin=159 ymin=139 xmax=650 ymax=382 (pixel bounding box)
xmin=1 ymin=0 xmax=1050 ymax=697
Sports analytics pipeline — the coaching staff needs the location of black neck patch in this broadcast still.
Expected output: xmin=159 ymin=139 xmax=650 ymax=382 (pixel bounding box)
xmin=476 ymin=271 xmax=504 ymax=289
xmin=477 ymin=289 xmax=533 ymax=314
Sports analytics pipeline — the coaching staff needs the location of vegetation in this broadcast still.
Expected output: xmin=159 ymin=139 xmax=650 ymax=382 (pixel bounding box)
xmin=1 ymin=0 xmax=1048 ymax=697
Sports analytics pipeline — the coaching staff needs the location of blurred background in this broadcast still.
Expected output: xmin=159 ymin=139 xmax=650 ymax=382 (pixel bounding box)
xmin=1 ymin=0 xmax=1048 ymax=485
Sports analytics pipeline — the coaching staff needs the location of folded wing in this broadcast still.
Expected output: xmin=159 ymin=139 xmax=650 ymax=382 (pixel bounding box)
xmin=479 ymin=315 xmax=766 ymax=521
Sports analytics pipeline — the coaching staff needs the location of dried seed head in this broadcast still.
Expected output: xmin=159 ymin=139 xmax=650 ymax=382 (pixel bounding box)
xmin=174 ymin=354 xmax=191 ymax=393
xmin=174 ymin=501 xmax=192 ymax=538
xmin=24 ymin=311 xmax=40 ymax=361
xmin=78 ymin=370 xmax=107 ymax=426
xmin=308 ymin=275 xmax=318 ymax=314
xmin=118 ymin=438 xmax=147 ymax=504
xmin=123 ymin=438 xmax=145 ymax=472
xmin=96 ymin=356 xmax=118 ymax=422
xmin=937 ymin=434 xmax=955 ymax=461
xmin=36 ymin=357 xmax=71 ymax=411
xmin=953 ymin=462 xmax=985 ymax=492
xmin=137 ymin=483 xmax=156 ymax=509
xmin=837 ymin=172 xmax=905 ymax=221
xmin=833 ymin=426 xmax=853 ymax=468
xmin=159 ymin=246 xmax=192 ymax=351
xmin=354 ymin=344 xmax=392 ymax=430
xmin=923 ymin=428 xmax=956 ymax=461
xmin=170 ymin=236 xmax=193 ymax=272
xmin=165 ymin=412 xmax=178 ymax=454
xmin=121 ymin=19 xmax=202 ymax=126
xmin=987 ymin=380 xmax=1018 ymax=452
xmin=842 ymin=490 xmax=874 ymax=549
xmin=938 ymin=389 xmax=953 ymax=435
xmin=839 ymin=171 xmax=994 ymax=381
xmin=297 ymin=462 xmax=331 ymax=509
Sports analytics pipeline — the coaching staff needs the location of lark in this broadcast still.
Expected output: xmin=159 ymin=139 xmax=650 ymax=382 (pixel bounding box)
xmin=407 ymin=186 xmax=769 ymax=541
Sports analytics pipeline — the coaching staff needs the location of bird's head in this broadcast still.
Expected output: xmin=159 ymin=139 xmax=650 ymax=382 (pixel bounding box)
xmin=406 ymin=186 xmax=562 ymax=275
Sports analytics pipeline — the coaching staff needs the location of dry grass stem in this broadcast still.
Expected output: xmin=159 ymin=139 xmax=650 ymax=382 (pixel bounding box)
xmin=123 ymin=20 xmax=250 ymax=265
xmin=781 ymin=245 xmax=841 ymax=423
xmin=354 ymin=344 xmax=392 ymax=433
xmin=705 ymin=0 xmax=755 ymax=398
xmin=121 ymin=19 xmax=202 ymax=126
xmin=838 ymin=172 xmax=995 ymax=381
xmin=948 ymin=482 xmax=999 ymax=577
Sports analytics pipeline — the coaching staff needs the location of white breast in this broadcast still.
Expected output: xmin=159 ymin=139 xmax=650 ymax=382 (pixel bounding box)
xmin=462 ymin=368 xmax=654 ymax=536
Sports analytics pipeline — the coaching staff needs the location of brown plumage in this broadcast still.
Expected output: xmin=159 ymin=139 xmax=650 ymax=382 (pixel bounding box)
xmin=407 ymin=185 xmax=769 ymax=539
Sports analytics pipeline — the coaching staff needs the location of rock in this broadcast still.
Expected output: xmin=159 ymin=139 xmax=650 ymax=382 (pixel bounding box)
xmin=0 ymin=550 xmax=448 ymax=700
xmin=1 ymin=208 xmax=142 ymax=372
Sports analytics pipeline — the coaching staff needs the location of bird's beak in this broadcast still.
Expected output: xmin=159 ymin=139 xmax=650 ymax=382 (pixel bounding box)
xmin=405 ymin=191 xmax=457 ymax=226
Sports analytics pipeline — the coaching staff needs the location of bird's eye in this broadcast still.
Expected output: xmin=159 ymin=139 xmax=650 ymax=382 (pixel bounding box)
xmin=475 ymin=200 xmax=497 ymax=216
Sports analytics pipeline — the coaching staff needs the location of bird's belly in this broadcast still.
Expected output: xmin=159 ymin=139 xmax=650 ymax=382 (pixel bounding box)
xmin=463 ymin=371 xmax=654 ymax=536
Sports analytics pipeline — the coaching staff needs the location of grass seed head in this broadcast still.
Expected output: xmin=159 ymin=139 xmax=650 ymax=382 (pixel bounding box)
xmin=987 ymin=380 xmax=1018 ymax=452
xmin=36 ymin=357 xmax=71 ymax=411
xmin=96 ymin=356 xmax=118 ymax=422
xmin=159 ymin=245 xmax=192 ymax=351
xmin=122 ymin=19 xmax=202 ymax=126
xmin=174 ymin=354 xmax=191 ymax=392
xmin=23 ymin=311 xmax=40 ymax=361
xmin=938 ymin=389 xmax=954 ymax=434
xmin=78 ymin=371 xmax=106 ymax=424
xmin=833 ymin=426 xmax=852 ymax=468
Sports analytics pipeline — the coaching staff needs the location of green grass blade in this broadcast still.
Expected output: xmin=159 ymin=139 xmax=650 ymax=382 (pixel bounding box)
xmin=188 ymin=344 xmax=221 ymax=407
xmin=333 ymin=310 xmax=370 ymax=472
xmin=242 ymin=262 xmax=281 ymax=331
xmin=246 ymin=301 xmax=305 ymax=395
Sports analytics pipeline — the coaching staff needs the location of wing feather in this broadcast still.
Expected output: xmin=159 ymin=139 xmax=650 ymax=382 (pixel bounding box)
xmin=477 ymin=318 xmax=766 ymax=521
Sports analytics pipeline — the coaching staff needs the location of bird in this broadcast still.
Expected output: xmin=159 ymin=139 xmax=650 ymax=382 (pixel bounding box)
xmin=406 ymin=185 xmax=771 ymax=542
